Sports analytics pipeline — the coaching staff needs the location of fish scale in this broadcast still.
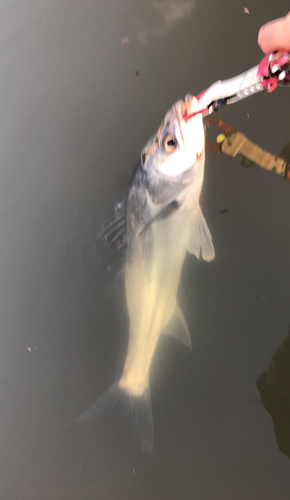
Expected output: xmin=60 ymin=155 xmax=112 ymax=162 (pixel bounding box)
xmin=78 ymin=95 xmax=214 ymax=452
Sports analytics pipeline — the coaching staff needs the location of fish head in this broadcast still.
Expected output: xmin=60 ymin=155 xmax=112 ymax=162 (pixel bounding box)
xmin=141 ymin=94 xmax=205 ymax=181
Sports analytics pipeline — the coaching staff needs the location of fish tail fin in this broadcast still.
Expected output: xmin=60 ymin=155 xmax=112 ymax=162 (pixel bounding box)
xmin=135 ymin=386 xmax=153 ymax=453
xmin=77 ymin=382 xmax=153 ymax=453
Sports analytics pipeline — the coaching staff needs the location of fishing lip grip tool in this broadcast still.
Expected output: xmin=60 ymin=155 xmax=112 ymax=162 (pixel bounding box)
xmin=184 ymin=50 xmax=290 ymax=120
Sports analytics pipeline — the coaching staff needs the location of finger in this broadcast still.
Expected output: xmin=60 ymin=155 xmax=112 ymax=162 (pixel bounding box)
xmin=258 ymin=11 xmax=290 ymax=53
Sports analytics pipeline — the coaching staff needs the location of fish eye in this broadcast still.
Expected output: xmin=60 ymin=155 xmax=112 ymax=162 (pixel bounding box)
xmin=163 ymin=135 xmax=177 ymax=153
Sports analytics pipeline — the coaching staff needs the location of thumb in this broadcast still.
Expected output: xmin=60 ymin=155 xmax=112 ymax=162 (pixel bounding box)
xmin=258 ymin=11 xmax=290 ymax=53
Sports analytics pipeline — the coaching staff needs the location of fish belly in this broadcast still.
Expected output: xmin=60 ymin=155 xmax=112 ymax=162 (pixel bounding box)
xmin=120 ymin=205 xmax=192 ymax=396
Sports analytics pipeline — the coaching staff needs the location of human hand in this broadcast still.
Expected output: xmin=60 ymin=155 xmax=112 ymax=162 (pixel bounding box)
xmin=258 ymin=11 xmax=290 ymax=53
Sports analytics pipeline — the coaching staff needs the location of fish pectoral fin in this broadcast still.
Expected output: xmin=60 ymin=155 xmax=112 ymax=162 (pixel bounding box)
xmin=187 ymin=205 xmax=215 ymax=262
xmin=163 ymin=304 xmax=192 ymax=349
xmin=139 ymin=195 xmax=180 ymax=236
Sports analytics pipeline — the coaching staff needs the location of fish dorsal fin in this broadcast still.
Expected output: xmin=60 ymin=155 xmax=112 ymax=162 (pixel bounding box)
xmin=187 ymin=205 xmax=215 ymax=262
xmin=162 ymin=304 xmax=192 ymax=349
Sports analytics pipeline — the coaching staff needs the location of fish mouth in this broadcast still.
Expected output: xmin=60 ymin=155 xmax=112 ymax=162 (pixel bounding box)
xmin=184 ymin=94 xmax=198 ymax=119
xmin=176 ymin=96 xmax=200 ymax=129
xmin=176 ymin=96 xmax=204 ymax=161
xmin=176 ymin=101 xmax=186 ymax=145
xmin=178 ymin=100 xmax=187 ymax=117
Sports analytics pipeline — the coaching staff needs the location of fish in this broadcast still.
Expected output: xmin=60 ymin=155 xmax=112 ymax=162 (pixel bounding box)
xmin=78 ymin=95 xmax=215 ymax=452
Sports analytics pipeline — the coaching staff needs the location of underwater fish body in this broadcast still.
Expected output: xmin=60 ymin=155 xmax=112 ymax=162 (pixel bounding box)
xmin=78 ymin=95 xmax=215 ymax=452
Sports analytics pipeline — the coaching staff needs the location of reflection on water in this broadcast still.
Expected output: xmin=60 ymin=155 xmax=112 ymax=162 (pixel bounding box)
xmin=138 ymin=1 xmax=194 ymax=46
xmin=205 ymin=119 xmax=290 ymax=181
xmin=240 ymin=140 xmax=290 ymax=172
xmin=257 ymin=328 xmax=290 ymax=460
xmin=205 ymin=119 xmax=290 ymax=462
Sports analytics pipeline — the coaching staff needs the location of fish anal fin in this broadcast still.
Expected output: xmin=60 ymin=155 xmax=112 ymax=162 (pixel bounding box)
xmin=163 ymin=304 xmax=192 ymax=349
xmin=187 ymin=205 xmax=215 ymax=262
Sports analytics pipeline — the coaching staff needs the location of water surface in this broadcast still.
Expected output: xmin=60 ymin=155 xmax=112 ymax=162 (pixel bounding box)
xmin=0 ymin=1 xmax=290 ymax=498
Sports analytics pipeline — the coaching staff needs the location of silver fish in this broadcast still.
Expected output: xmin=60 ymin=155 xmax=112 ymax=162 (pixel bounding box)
xmin=78 ymin=95 xmax=215 ymax=452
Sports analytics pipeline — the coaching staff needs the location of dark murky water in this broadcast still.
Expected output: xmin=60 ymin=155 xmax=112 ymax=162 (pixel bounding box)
xmin=0 ymin=1 xmax=290 ymax=498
